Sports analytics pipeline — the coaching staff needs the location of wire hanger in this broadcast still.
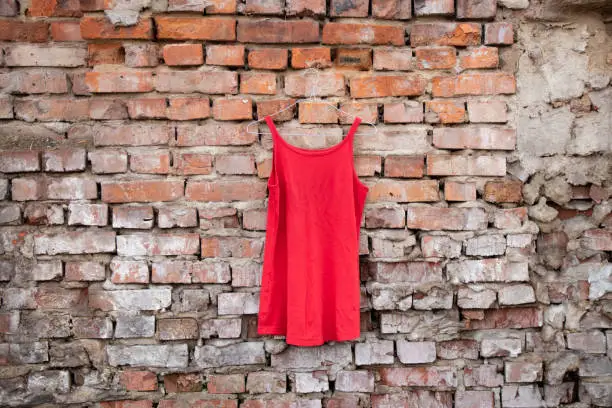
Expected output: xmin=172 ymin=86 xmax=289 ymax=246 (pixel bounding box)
xmin=246 ymin=68 xmax=379 ymax=137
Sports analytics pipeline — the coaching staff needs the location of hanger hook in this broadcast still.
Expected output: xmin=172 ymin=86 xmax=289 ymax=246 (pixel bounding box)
xmin=304 ymin=67 xmax=319 ymax=99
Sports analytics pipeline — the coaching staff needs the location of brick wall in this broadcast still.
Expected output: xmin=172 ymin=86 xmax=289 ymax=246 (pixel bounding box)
xmin=0 ymin=0 xmax=611 ymax=407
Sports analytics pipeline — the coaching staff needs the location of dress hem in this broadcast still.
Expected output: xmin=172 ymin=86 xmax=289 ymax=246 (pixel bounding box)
xmin=257 ymin=326 xmax=360 ymax=346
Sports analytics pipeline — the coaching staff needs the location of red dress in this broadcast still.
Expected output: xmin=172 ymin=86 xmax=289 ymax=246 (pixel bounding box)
xmin=257 ymin=115 xmax=369 ymax=346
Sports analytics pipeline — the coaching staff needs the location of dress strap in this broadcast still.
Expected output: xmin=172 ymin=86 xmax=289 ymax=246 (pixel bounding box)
xmin=263 ymin=115 xmax=279 ymax=188
xmin=346 ymin=116 xmax=362 ymax=142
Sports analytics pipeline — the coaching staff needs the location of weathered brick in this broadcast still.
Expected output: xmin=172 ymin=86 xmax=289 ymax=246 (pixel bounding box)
xmin=372 ymin=48 xmax=411 ymax=71
xmin=68 ymin=203 xmax=108 ymax=226
xmin=159 ymin=400 xmax=236 ymax=408
xmin=383 ymin=156 xmax=425 ymax=178
xmin=102 ymin=180 xmax=184 ymax=203
xmin=72 ymin=316 xmax=113 ymax=338
xmin=121 ymin=371 xmax=158 ymax=391
xmin=0 ymin=151 xmax=40 ymax=173
xmin=335 ymin=48 xmax=373 ymax=70
xmin=292 ymin=47 xmax=331 ymax=69
xmin=152 ymin=260 xmax=230 ymax=284
xmin=456 ymin=391 xmax=495 ymax=408
xmin=200 ymin=317 xmax=241 ymax=338
xmin=85 ymin=71 xmax=154 ymax=93
xmin=115 ymin=314 xmax=155 ymax=338
xmin=23 ymin=203 xmax=64 ymax=225
xmin=155 ymin=16 xmax=235 ymax=40
xmin=335 ymin=370 xmax=374 ymax=392
xmin=213 ymin=98 xmax=253 ymax=120
xmin=248 ymin=48 xmax=288 ymax=70
xmin=162 ymin=44 xmax=203 ymax=66
xmin=215 ymin=154 xmax=257 ymax=175
xmin=581 ymin=229 xmax=612 ymax=251
xmin=163 ymin=373 xmax=202 ymax=393
xmin=194 ymin=342 xmax=266 ymax=368
xmin=202 ymin=237 xmax=263 ymax=258
xmin=89 ymin=288 xmax=171 ymax=311
xmin=30 ymin=260 xmax=63 ymax=281
xmin=285 ymin=72 xmax=344 ymax=97
xmin=130 ymin=150 xmax=171 ymax=174
xmin=415 ymin=46 xmax=456 ymax=70
xmin=80 ymin=16 xmax=153 ymax=39
xmin=124 ymin=43 xmax=160 ymax=68
xmin=246 ymin=371 xmax=287 ymax=394
xmin=384 ymin=101 xmax=423 ymax=123
xmin=298 ymin=101 xmax=339 ymax=123
xmin=0 ymin=0 xmax=18 ymax=16
xmin=157 ymin=207 xmax=198 ymax=228
xmin=239 ymin=72 xmax=277 ymax=95
xmin=466 ymin=235 xmax=507 ymax=256
xmin=464 ymin=365 xmax=504 ymax=387
xmin=177 ymin=123 xmax=256 ymax=146
xmin=112 ymin=206 xmax=154 ymax=229
xmin=467 ymin=307 xmax=543 ymax=330
xmin=126 ymin=98 xmax=166 ymax=119
xmin=167 ymin=97 xmax=210 ymax=120
xmin=425 ymin=100 xmax=466 ymax=123
xmin=396 ymin=340 xmax=437 ymax=364
xmin=245 ymin=0 xmax=283 ymax=14
xmin=457 ymin=0 xmax=497 ymax=19
xmin=206 ymin=44 xmax=245 ymax=66
xmin=174 ymin=153 xmax=214 ymax=175
xmin=64 ymin=261 xmax=106 ymax=282
xmin=0 ymin=204 xmax=20 ymax=225
xmin=110 ymin=259 xmax=149 ymax=284
xmin=467 ymin=100 xmax=508 ymax=123
xmin=406 ymin=207 xmax=487 ymax=230
xmin=448 ymin=259 xmax=528 ymax=283
xmin=34 ymin=231 xmax=116 ymax=255
xmin=107 ymin=344 xmax=188 ymax=368
xmin=433 ymin=73 xmax=516 ymax=97
xmin=42 ymin=148 xmax=86 ymax=172
xmin=484 ymin=180 xmax=523 ymax=203
xmin=88 ymin=43 xmax=124 ymax=66
xmin=485 ymin=22 xmax=514 ymax=45
xmin=372 ymin=391 xmax=453 ymax=408
xmin=427 ymin=154 xmax=506 ymax=176
xmin=351 ymin=75 xmax=426 ymax=98
xmin=168 ymin=0 xmax=237 ymax=12
xmin=238 ymin=20 xmax=318 ymax=43
xmin=444 ymin=181 xmax=476 ymax=201
xmin=158 ymin=318 xmax=199 ymax=340
xmin=414 ymin=0 xmax=454 ymax=15
xmin=459 ymin=46 xmax=499 ymax=70
xmin=366 ymin=180 xmax=439 ymax=202
xmin=323 ymin=22 xmax=404 ymax=45
xmin=285 ymin=0 xmax=326 ymax=15
xmin=89 ymin=98 xmax=128 ymax=119
xmin=207 ymin=374 xmax=245 ymax=394
xmin=411 ymin=23 xmax=481 ymax=46
xmin=51 ymin=21 xmax=83 ymax=41
xmin=437 ymin=339 xmax=479 ymax=359
xmin=0 ymin=21 xmax=49 ymax=42
xmin=379 ymin=366 xmax=457 ymax=387
xmin=355 ymin=340 xmax=394 ymax=365
xmin=117 ymin=234 xmax=200 ymax=256
xmin=155 ymin=70 xmax=238 ymax=94
xmin=186 ymin=180 xmax=267 ymax=201
xmin=12 ymin=177 xmax=97 ymax=201
xmin=1 ymin=69 xmax=69 ymax=94
xmin=5 ymin=44 xmax=86 ymax=67
xmin=567 ymin=331 xmax=606 ymax=353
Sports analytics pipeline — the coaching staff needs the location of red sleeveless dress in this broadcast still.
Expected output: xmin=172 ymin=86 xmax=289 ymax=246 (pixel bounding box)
xmin=257 ymin=115 xmax=369 ymax=346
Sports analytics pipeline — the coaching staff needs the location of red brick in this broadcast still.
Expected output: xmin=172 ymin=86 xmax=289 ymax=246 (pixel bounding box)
xmin=329 ymin=0 xmax=368 ymax=16
xmin=201 ymin=237 xmax=263 ymax=258
xmin=335 ymin=48 xmax=373 ymax=70
xmin=80 ymin=16 xmax=153 ymax=40
xmin=51 ymin=21 xmax=83 ymax=41
xmin=285 ymin=0 xmax=325 ymax=15
xmin=167 ymin=97 xmax=210 ymax=120
xmin=322 ymin=22 xmax=404 ymax=45
xmin=125 ymin=43 xmax=160 ymax=68
xmin=292 ymin=47 xmax=332 ymax=68
xmin=350 ymin=75 xmax=426 ymax=98
xmin=459 ymin=46 xmax=499 ymax=70
xmin=0 ymin=0 xmax=18 ymax=16
xmin=379 ymin=367 xmax=457 ymax=387
xmin=158 ymin=319 xmax=199 ymax=341
xmin=43 ymin=148 xmax=86 ymax=172
xmin=0 ymin=151 xmax=40 ymax=173
xmin=112 ymin=206 xmax=154 ymax=229
xmin=155 ymin=16 xmax=235 ymax=40
xmin=100 ymin=401 xmax=153 ymax=408
xmin=215 ymin=154 xmax=256 ymax=174
xmin=432 ymin=127 xmax=516 ymax=150
xmin=64 ymin=261 xmax=106 ymax=282
xmin=163 ymin=373 xmax=202 ymax=392
xmin=433 ymin=73 xmax=516 ymax=97
xmin=414 ymin=0 xmax=454 ymax=15
xmin=185 ymin=180 xmax=267 ymax=201
xmin=298 ymin=102 xmax=339 ymax=124
xmin=89 ymin=150 xmax=128 ymax=173
xmin=285 ymin=72 xmax=344 ymax=97
xmin=355 ymin=155 xmax=382 ymax=176
xmin=85 ymin=71 xmax=153 ymax=93
xmin=154 ymin=70 xmax=238 ymax=94
xmin=168 ymin=0 xmax=237 ymax=13
xmin=130 ymin=150 xmax=171 ymax=174
xmin=240 ymin=72 xmax=276 ymax=95
xmin=121 ymin=371 xmax=158 ymax=391
xmin=88 ymin=43 xmax=125 ymax=66
xmin=371 ymin=0 xmax=412 ymax=19
xmin=465 ymin=307 xmax=542 ymax=330
xmin=406 ymin=207 xmax=487 ymax=231
xmin=457 ymin=0 xmax=497 ymax=19
xmin=384 ymin=102 xmax=424 ymax=123
xmin=411 ymin=22 xmax=481 ymax=46
xmin=581 ymin=229 xmax=612 ymax=251
xmin=256 ymin=99 xmax=296 ymax=121
xmin=93 ymin=124 xmax=172 ymax=146
xmin=1 ymin=69 xmax=69 ymax=94
xmin=415 ymin=46 xmax=456 ymax=69
xmin=0 ymin=21 xmax=49 ymax=42
xmin=207 ymin=374 xmax=245 ymax=394
xmin=102 ymin=180 xmax=184 ymax=203
xmin=28 ymin=0 xmax=81 ymax=16
xmin=425 ymin=100 xmax=466 ymax=123
xmin=245 ymin=0 xmax=283 ymax=14
xmin=206 ymin=44 xmax=245 ymax=66
xmin=339 ymin=102 xmax=379 ymax=124
xmin=213 ymin=98 xmax=252 ymax=120
xmin=238 ymin=19 xmax=319 ymax=43
xmin=110 ymin=259 xmax=149 ymax=284
xmin=157 ymin=207 xmax=198 ymax=228
xmin=176 ymin=123 xmax=256 ymax=146
xmin=163 ymin=44 xmax=203 ymax=66
xmin=127 ymin=98 xmax=166 ymax=119
xmin=174 ymin=153 xmax=214 ymax=175
xmin=484 ymin=180 xmax=523 ymax=203
xmin=427 ymin=154 xmax=506 ymax=176
xmin=445 ymin=181 xmax=476 ymax=201
xmin=373 ymin=48 xmax=413 ymax=71
xmin=485 ymin=22 xmax=514 ymax=45
xmin=248 ymin=48 xmax=288 ymax=70
xmin=366 ymin=180 xmax=439 ymax=202
xmin=467 ymin=100 xmax=507 ymax=123
xmin=384 ymin=156 xmax=424 ymax=178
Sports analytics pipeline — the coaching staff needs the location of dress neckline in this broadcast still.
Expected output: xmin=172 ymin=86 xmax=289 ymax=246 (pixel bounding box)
xmin=264 ymin=115 xmax=362 ymax=156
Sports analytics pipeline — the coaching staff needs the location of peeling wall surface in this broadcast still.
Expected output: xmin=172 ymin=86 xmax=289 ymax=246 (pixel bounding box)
xmin=0 ymin=0 xmax=611 ymax=407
